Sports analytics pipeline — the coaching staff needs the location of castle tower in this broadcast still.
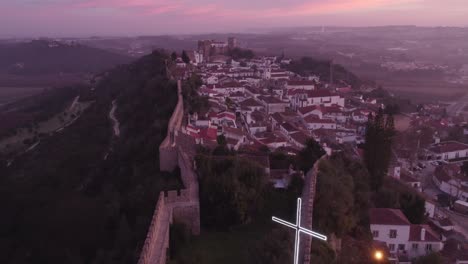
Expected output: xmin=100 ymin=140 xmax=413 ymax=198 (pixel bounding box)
xmin=228 ymin=37 xmax=238 ymax=49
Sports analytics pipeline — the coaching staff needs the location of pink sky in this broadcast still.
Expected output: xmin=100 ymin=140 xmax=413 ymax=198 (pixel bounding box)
xmin=1 ymin=0 xmax=467 ymax=37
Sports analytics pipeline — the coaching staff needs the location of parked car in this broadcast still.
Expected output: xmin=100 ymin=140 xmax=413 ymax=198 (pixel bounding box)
xmin=418 ymin=162 xmax=426 ymax=169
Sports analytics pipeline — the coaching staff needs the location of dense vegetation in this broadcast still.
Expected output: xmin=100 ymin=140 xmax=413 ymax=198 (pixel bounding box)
xmin=0 ymin=86 xmax=80 ymax=140
xmin=287 ymin=57 xmax=367 ymax=89
xmin=0 ymin=40 xmax=131 ymax=75
xmin=171 ymin=140 xmax=324 ymax=263
xmin=227 ymin=48 xmax=255 ymax=60
xmin=0 ymin=51 xmax=181 ymax=264
xmin=364 ymin=108 xmax=395 ymax=191
xmin=181 ymin=74 xmax=209 ymax=115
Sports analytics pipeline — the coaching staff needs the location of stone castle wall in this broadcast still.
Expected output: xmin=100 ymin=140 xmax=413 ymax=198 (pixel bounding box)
xmin=138 ymin=193 xmax=168 ymax=264
xmin=301 ymin=155 xmax=327 ymax=264
xmin=138 ymin=78 xmax=200 ymax=264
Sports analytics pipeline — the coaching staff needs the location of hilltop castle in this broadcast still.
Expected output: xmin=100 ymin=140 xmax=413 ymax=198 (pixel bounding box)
xmin=197 ymin=37 xmax=238 ymax=62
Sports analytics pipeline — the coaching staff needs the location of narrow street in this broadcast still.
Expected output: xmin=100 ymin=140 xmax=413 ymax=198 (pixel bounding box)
xmin=420 ymin=163 xmax=468 ymax=237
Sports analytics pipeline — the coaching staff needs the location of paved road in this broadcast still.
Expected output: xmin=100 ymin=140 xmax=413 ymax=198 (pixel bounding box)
xmin=420 ymin=163 xmax=468 ymax=238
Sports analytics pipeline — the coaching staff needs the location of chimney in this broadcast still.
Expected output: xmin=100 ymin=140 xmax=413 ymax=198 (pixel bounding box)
xmin=421 ymin=228 xmax=426 ymax=241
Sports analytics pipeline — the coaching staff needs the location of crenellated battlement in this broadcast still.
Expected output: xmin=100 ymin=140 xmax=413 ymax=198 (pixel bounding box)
xmin=138 ymin=78 xmax=200 ymax=264
xmin=164 ymin=189 xmax=190 ymax=204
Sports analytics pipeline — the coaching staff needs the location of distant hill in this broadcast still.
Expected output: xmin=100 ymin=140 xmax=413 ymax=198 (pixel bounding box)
xmin=0 ymin=51 xmax=180 ymax=264
xmin=0 ymin=40 xmax=132 ymax=75
xmin=287 ymin=57 xmax=374 ymax=89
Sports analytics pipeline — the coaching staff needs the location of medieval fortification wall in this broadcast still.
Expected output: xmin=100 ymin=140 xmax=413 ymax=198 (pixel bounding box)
xmin=138 ymin=79 xmax=200 ymax=264
xmin=301 ymin=155 xmax=327 ymax=264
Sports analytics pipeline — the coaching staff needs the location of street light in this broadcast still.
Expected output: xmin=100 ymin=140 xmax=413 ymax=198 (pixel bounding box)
xmin=374 ymin=250 xmax=384 ymax=261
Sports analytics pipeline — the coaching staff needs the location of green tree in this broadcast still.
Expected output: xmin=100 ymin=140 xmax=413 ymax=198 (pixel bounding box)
xmin=310 ymin=240 xmax=336 ymax=264
xmin=216 ymin=134 xmax=227 ymax=146
xmin=400 ymin=192 xmax=426 ymax=224
xmin=314 ymin=159 xmax=357 ymax=237
xmin=249 ymin=228 xmax=293 ymax=264
xmin=181 ymin=50 xmax=190 ymax=64
xmin=171 ymin=51 xmax=178 ymax=61
xmin=364 ymin=109 xmax=395 ymax=191
xmin=197 ymin=155 xmax=269 ymax=229
xmin=412 ymin=252 xmax=444 ymax=264
xmin=297 ymin=139 xmax=325 ymax=173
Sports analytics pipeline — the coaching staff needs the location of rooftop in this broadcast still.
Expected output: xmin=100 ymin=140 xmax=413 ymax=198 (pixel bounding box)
xmin=429 ymin=141 xmax=468 ymax=154
xmin=409 ymin=225 xmax=440 ymax=242
xmin=369 ymin=208 xmax=411 ymax=226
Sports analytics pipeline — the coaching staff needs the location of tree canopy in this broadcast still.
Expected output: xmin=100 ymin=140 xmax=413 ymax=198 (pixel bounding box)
xmin=364 ymin=108 xmax=395 ymax=191
xmin=0 ymin=51 xmax=181 ymax=264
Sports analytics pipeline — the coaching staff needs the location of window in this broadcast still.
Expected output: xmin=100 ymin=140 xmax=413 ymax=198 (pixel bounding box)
xmin=412 ymin=244 xmax=419 ymax=250
xmin=398 ymin=244 xmax=405 ymax=251
xmin=372 ymin=230 xmax=379 ymax=238
xmin=426 ymin=244 xmax=433 ymax=251
xmin=389 ymin=229 xmax=397 ymax=238
xmin=388 ymin=244 xmax=395 ymax=251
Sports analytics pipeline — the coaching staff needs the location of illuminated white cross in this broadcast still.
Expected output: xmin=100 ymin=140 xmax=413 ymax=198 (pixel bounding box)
xmin=272 ymin=198 xmax=327 ymax=264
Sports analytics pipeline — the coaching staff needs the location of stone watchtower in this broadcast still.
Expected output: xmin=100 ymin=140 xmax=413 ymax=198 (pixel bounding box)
xmin=228 ymin=37 xmax=238 ymax=50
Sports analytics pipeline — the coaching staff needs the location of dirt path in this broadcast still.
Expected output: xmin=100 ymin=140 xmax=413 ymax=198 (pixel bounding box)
xmin=109 ymin=100 xmax=120 ymax=137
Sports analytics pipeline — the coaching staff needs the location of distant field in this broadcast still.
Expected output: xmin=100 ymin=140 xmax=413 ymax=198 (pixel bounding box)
xmin=383 ymin=81 xmax=467 ymax=103
xmin=0 ymin=86 xmax=45 ymax=105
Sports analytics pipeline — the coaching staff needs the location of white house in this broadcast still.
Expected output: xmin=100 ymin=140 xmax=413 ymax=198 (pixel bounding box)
xmin=258 ymin=96 xmax=289 ymax=114
xmin=290 ymin=89 xmax=345 ymax=109
xmin=370 ymin=208 xmax=443 ymax=259
xmin=297 ymin=105 xmax=323 ymax=118
xmin=428 ymin=141 xmax=468 ymax=161
xmin=206 ymin=82 xmax=245 ymax=95
xmin=205 ymin=75 xmax=218 ymax=85
xmin=286 ymin=80 xmax=315 ymax=90
xmin=433 ymin=164 xmax=468 ymax=201
xmin=304 ymin=115 xmax=337 ymax=130
xmin=280 ymin=122 xmax=298 ymax=136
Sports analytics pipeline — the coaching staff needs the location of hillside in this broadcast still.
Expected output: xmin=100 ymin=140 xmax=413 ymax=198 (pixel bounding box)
xmin=287 ymin=57 xmax=373 ymax=89
xmin=0 ymin=51 xmax=181 ymax=264
xmin=0 ymin=40 xmax=132 ymax=75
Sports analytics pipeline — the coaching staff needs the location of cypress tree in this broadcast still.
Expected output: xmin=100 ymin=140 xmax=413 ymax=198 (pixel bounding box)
xmin=364 ymin=108 xmax=395 ymax=191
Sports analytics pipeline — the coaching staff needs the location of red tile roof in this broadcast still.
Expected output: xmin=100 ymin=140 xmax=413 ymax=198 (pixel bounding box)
xmin=298 ymin=105 xmax=321 ymax=115
xmin=409 ymin=225 xmax=440 ymax=242
xmin=304 ymin=115 xmax=336 ymax=124
xmin=369 ymin=208 xmax=411 ymax=226
xmin=429 ymin=141 xmax=468 ymax=154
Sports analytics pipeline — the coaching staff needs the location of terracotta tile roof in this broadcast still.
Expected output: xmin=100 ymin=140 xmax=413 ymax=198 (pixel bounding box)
xmin=240 ymin=98 xmax=263 ymax=108
xmin=298 ymin=105 xmax=321 ymax=115
xmin=304 ymin=115 xmax=336 ymax=124
xmin=258 ymin=96 xmax=286 ymax=104
xmin=280 ymin=122 xmax=297 ymax=132
xmin=409 ymin=225 xmax=440 ymax=242
xmin=429 ymin=141 xmax=468 ymax=154
xmin=369 ymin=208 xmax=411 ymax=226
xmin=290 ymin=131 xmax=310 ymax=145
